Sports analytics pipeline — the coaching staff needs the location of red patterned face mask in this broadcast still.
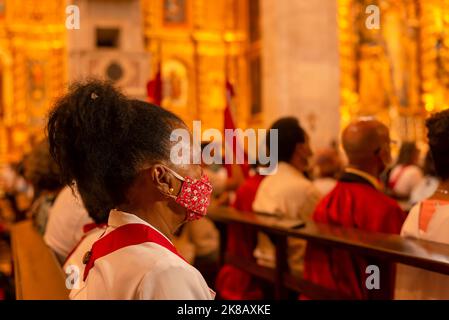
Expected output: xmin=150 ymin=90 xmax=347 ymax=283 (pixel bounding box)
xmin=166 ymin=167 xmax=213 ymax=221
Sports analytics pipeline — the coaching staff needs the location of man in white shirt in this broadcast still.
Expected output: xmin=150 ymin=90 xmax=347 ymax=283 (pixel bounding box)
xmin=252 ymin=117 xmax=321 ymax=274
xmin=44 ymin=186 xmax=93 ymax=263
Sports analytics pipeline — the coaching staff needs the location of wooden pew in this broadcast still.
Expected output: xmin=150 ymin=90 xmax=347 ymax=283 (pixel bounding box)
xmin=209 ymin=206 xmax=449 ymax=299
xmin=11 ymin=220 xmax=69 ymax=300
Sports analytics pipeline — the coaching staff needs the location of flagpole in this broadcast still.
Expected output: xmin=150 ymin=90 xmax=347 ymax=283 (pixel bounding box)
xmin=224 ymin=33 xmax=229 ymax=83
xmin=157 ymin=38 xmax=162 ymax=71
xmin=157 ymin=39 xmax=163 ymax=106
xmin=147 ymin=38 xmax=163 ymax=105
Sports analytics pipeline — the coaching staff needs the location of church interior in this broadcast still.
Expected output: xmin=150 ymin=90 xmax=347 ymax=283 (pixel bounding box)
xmin=0 ymin=0 xmax=449 ymax=302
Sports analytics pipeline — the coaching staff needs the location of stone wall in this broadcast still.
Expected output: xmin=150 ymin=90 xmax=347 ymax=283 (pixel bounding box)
xmin=260 ymin=0 xmax=340 ymax=148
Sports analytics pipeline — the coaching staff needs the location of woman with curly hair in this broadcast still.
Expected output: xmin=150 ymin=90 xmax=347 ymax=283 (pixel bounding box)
xmin=396 ymin=109 xmax=449 ymax=299
xmin=47 ymin=79 xmax=214 ymax=300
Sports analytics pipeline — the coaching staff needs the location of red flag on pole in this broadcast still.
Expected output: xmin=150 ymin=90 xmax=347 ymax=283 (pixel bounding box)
xmin=147 ymin=63 xmax=162 ymax=106
xmin=224 ymin=80 xmax=250 ymax=179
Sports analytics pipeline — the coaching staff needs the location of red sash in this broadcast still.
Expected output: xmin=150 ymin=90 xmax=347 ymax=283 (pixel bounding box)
xmin=83 ymin=222 xmax=108 ymax=234
xmin=388 ymin=165 xmax=410 ymax=190
xmin=64 ymin=223 xmax=108 ymax=266
xmin=419 ymin=200 xmax=449 ymax=232
xmin=83 ymin=223 xmax=185 ymax=281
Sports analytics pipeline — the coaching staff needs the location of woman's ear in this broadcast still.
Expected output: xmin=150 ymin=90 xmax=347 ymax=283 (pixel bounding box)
xmin=150 ymin=164 xmax=182 ymax=197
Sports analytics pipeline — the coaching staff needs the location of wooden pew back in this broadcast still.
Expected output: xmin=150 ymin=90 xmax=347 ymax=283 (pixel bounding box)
xmin=11 ymin=220 xmax=69 ymax=300
xmin=209 ymin=206 xmax=449 ymax=299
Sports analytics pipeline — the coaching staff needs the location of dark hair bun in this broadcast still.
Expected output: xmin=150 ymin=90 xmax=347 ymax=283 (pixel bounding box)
xmin=48 ymin=79 xmax=183 ymax=222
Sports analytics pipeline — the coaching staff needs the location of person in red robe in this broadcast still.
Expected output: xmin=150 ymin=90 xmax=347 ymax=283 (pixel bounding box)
xmin=215 ymin=171 xmax=265 ymax=299
xmin=303 ymin=118 xmax=406 ymax=299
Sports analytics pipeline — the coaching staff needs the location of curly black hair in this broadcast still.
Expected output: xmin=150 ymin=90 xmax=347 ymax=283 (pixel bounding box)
xmin=47 ymin=79 xmax=184 ymax=223
xmin=267 ymin=117 xmax=306 ymax=163
xmin=426 ymin=109 xmax=449 ymax=180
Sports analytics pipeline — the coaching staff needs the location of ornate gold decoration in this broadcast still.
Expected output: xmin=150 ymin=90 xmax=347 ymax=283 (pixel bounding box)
xmin=0 ymin=0 xmax=67 ymax=164
xmin=142 ymin=0 xmax=252 ymax=132
xmin=339 ymin=0 xmax=449 ymax=145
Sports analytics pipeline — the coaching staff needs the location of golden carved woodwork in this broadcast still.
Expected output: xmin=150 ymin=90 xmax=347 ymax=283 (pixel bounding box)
xmin=0 ymin=0 xmax=67 ymax=164
xmin=0 ymin=0 xmax=253 ymax=165
xmin=420 ymin=0 xmax=449 ymax=114
xmin=3 ymin=0 xmax=447 ymax=167
xmin=339 ymin=0 xmax=449 ymax=145
xmin=142 ymin=0 xmax=254 ymax=132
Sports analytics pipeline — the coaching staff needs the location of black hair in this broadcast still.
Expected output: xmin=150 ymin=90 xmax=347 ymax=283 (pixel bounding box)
xmin=396 ymin=141 xmax=418 ymax=165
xmin=422 ymin=150 xmax=437 ymax=177
xmin=47 ymin=79 xmax=184 ymax=223
xmin=426 ymin=110 xmax=449 ymax=180
xmin=267 ymin=117 xmax=306 ymax=163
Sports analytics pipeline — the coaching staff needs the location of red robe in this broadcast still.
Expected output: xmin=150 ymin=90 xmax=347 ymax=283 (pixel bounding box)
xmin=303 ymin=172 xmax=406 ymax=299
xmin=215 ymin=174 xmax=264 ymax=300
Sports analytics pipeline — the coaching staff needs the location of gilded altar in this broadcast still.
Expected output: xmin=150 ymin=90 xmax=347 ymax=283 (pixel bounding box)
xmin=0 ymin=0 xmax=447 ymax=165
xmin=0 ymin=0 xmax=256 ymax=165
xmin=0 ymin=0 xmax=67 ymax=164
xmin=339 ymin=0 xmax=449 ymax=146
xmin=141 ymin=0 xmax=257 ymax=132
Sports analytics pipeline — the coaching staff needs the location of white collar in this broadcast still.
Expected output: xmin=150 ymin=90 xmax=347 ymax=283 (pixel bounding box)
xmin=107 ymin=209 xmax=174 ymax=245
xmin=277 ymin=161 xmax=305 ymax=178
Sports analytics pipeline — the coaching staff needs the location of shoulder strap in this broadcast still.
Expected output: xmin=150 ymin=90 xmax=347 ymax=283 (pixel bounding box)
xmin=83 ymin=222 xmax=108 ymax=234
xmin=83 ymin=223 xmax=185 ymax=281
xmin=389 ymin=165 xmax=409 ymax=190
xmin=417 ymin=200 xmax=449 ymax=233
xmin=64 ymin=223 xmax=107 ymax=266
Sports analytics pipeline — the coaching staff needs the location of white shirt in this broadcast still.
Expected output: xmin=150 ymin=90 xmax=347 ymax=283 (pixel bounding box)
xmin=64 ymin=227 xmax=106 ymax=298
xmin=395 ymin=201 xmax=449 ymax=299
xmin=389 ymin=165 xmax=423 ymax=198
xmin=180 ymin=218 xmax=219 ymax=257
xmin=409 ymin=176 xmax=439 ymax=205
xmin=252 ymin=162 xmax=321 ymax=274
xmin=72 ymin=210 xmax=214 ymax=300
xmin=44 ymin=186 xmax=93 ymax=261
xmin=313 ymin=177 xmax=337 ymax=197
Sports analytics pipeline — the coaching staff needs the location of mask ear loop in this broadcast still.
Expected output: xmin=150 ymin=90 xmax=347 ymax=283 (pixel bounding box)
xmin=164 ymin=166 xmax=185 ymax=199
xmin=164 ymin=166 xmax=185 ymax=181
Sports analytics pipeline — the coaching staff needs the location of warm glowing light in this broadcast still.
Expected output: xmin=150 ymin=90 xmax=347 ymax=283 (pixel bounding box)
xmin=425 ymin=103 xmax=435 ymax=112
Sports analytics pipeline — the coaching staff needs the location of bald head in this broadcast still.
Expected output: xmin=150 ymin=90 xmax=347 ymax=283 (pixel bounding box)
xmin=342 ymin=119 xmax=391 ymax=170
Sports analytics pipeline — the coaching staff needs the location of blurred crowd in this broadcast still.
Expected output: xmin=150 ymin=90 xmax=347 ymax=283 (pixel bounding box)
xmin=0 ymin=117 xmax=440 ymax=299
xmin=0 ymin=82 xmax=447 ymax=300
